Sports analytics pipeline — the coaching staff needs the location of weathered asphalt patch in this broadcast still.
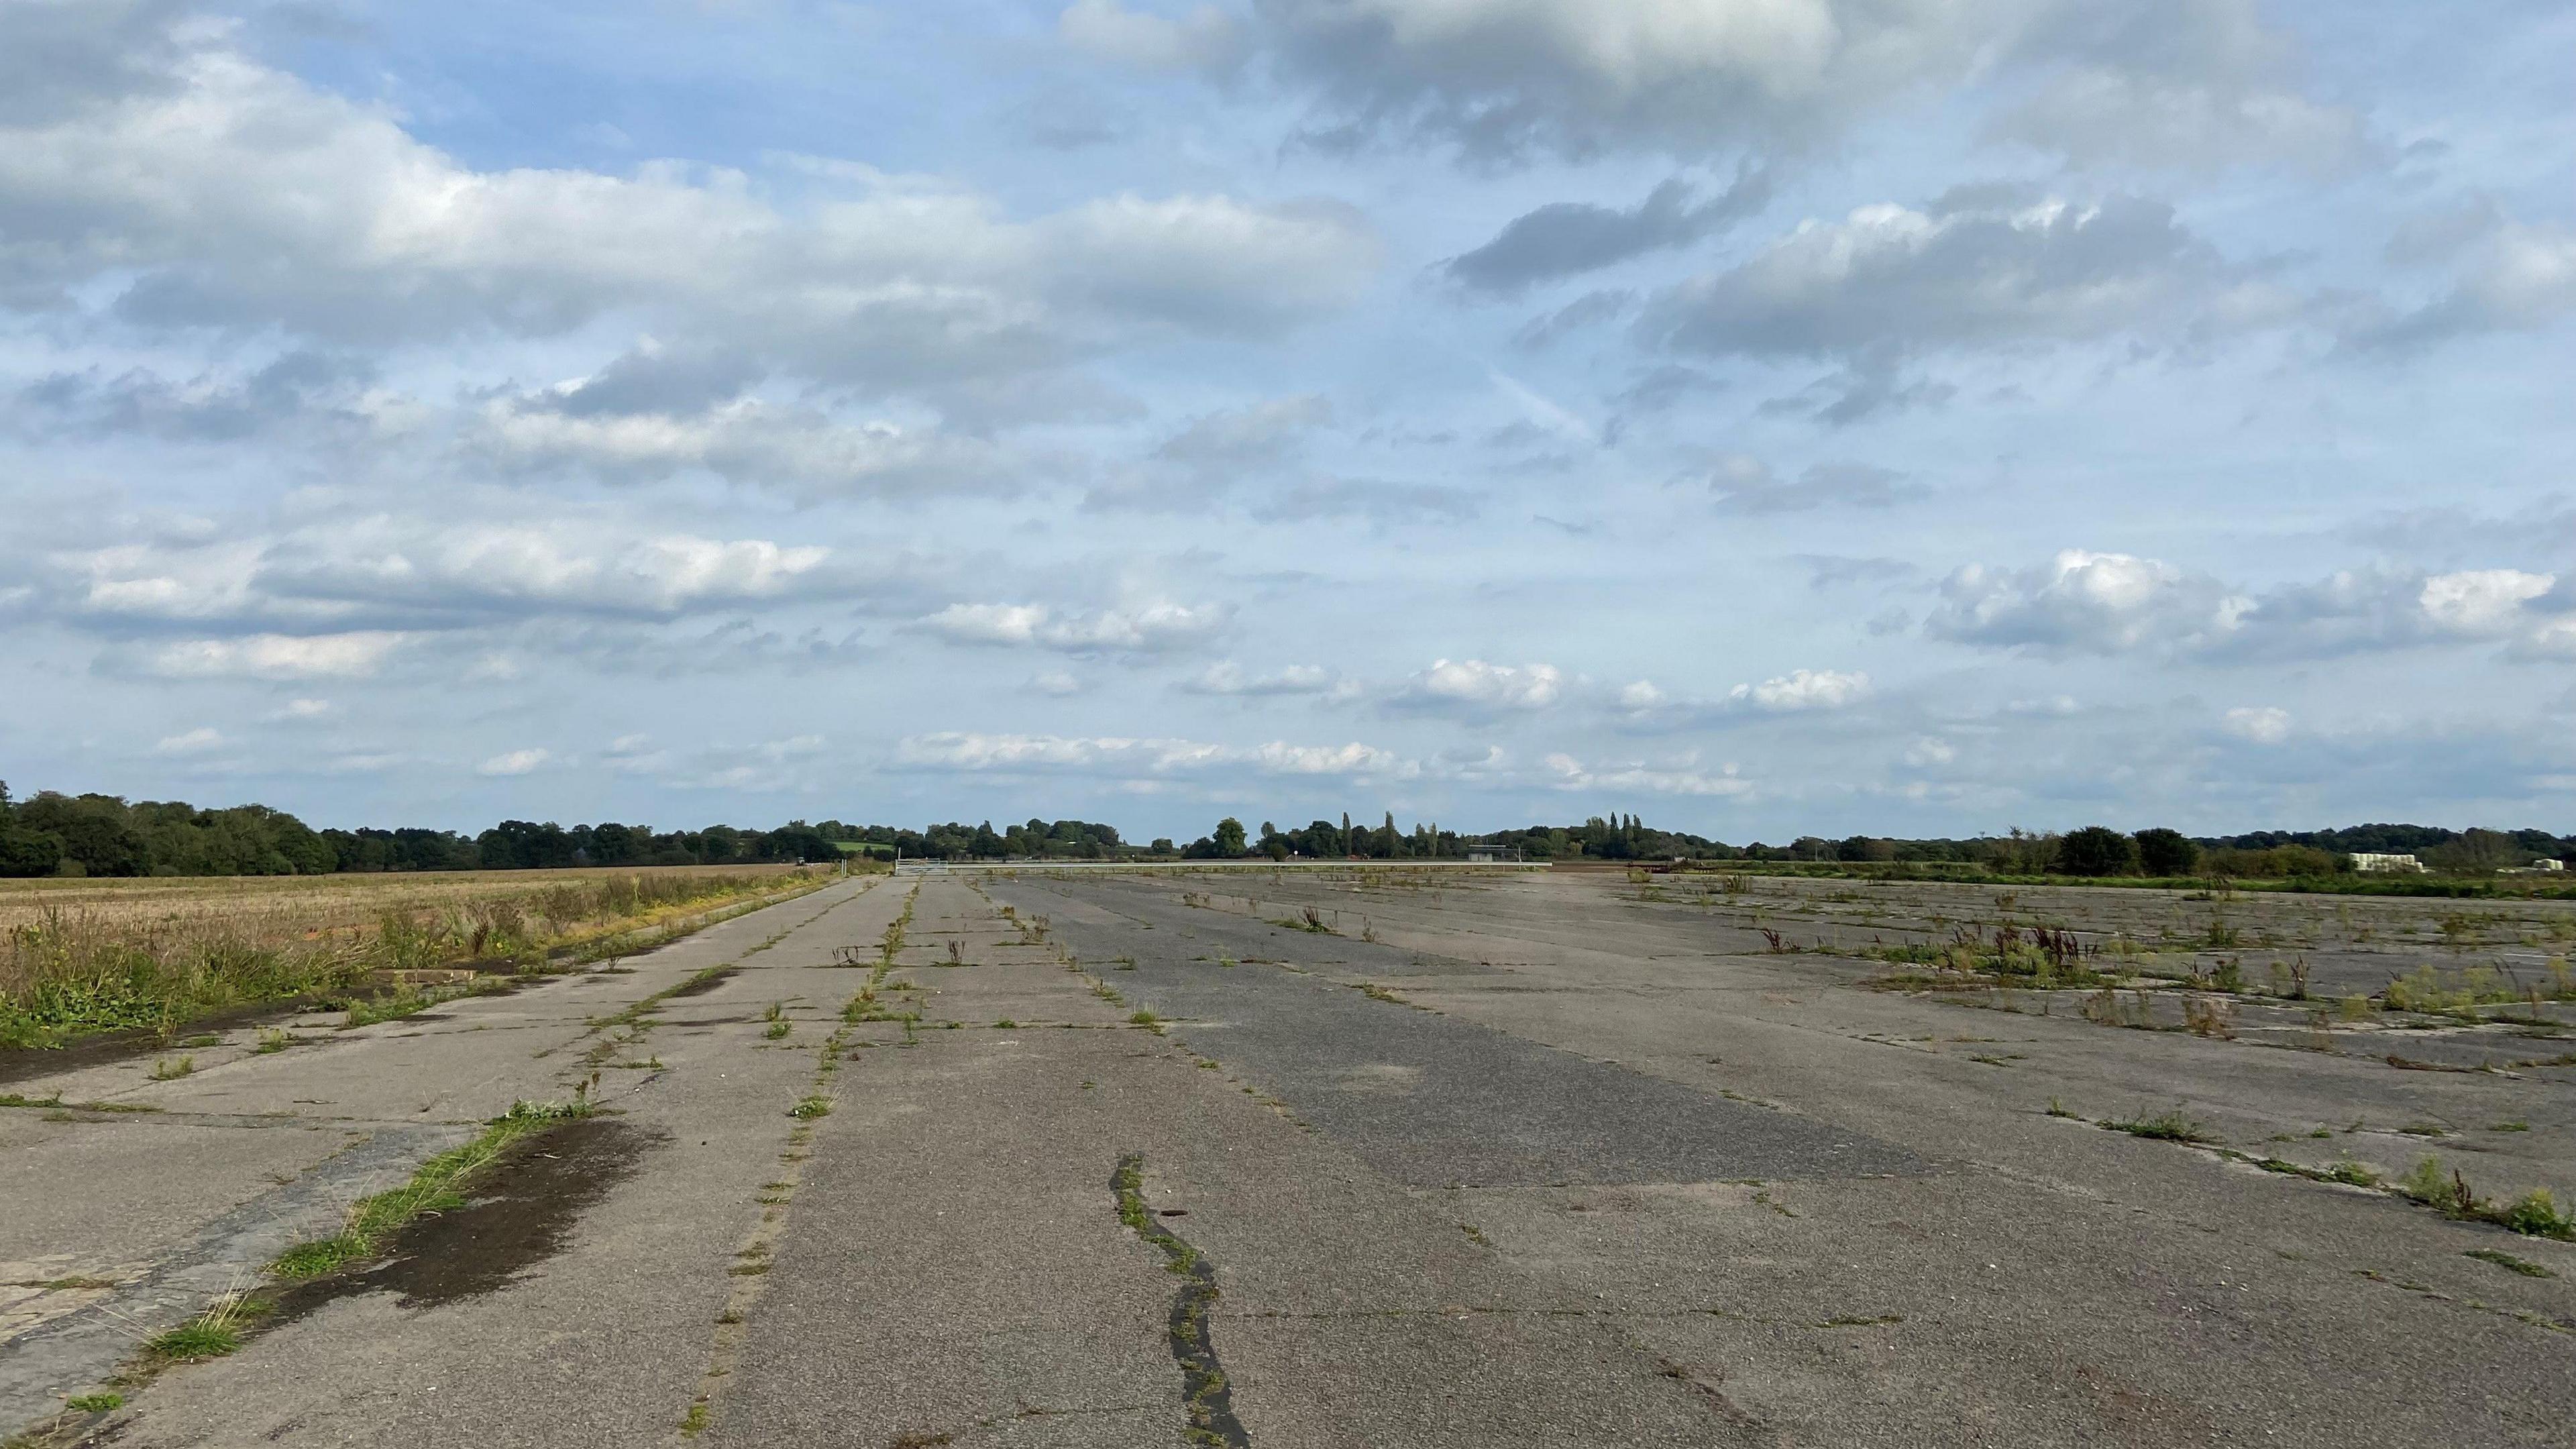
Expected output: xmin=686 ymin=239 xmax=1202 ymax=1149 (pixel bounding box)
xmin=1001 ymin=878 xmax=1920 ymax=1188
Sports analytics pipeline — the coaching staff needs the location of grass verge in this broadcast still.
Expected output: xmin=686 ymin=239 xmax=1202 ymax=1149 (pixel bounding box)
xmin=2 ymin=868 xmax=835 ymax=1051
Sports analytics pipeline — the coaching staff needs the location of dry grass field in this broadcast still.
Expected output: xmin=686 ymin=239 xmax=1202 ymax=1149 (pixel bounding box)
xmin=0 ymin=865 xmax=843 ymax=1049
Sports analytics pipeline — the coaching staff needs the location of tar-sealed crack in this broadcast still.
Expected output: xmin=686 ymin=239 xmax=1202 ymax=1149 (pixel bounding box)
xmin=1114 ymin=1154 xmax=1250 ymax=1449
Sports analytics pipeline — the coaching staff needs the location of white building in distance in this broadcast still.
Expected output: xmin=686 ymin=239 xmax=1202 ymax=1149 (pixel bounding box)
xmin=2351 ymin=853 xmax=2426 ymax=873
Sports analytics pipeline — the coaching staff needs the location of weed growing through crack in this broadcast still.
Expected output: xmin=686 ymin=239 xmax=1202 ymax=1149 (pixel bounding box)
xmin=790 ymin=1095 xmax=832 ymax=1119
xmin=65 ymin=1392 xmax=123 ymax=1413
xmin=2465 ymin=1248 xmax=2556 ymax=1277
xmin=149 ymin=1055 xmax=195 ymax=1081
xmin=2106 ymin=1108 xmax=2208 ymax=1143
xmin=764 ymin=1020 xmax=791 ymax=1040
xmin=2392 ymin=1157 xmax=2576 ymax=1240
xmin=2181 ymin=996 xmax=2235 ymax=1038
xmin=147 ymin=1278 xmax=260 ymax=1360
xmin=254 ymin=1027 xmax=291 ymax=1054
xmin=147 ymin=1318 xmax=241 ymax=1360
xmin=2259 ymin=1155 xmax=2379 ymax=1187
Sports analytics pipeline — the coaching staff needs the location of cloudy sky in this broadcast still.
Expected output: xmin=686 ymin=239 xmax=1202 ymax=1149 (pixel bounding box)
xmin=3 ymin=0 xmax=2572 ymax=841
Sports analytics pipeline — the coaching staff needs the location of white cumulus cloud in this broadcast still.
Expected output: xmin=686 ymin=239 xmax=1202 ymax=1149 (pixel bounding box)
xmin=1731 ymin=668 xmax=1871 ymax=712
xmin=1929 ymin=550 xmax=2246 ymax=655
xmin=1395 ymin=658 xmax=1562 ymax=712
xmin=149 ymin=631 xmax=409 ymax=680
xmin=916 ymin=600 xmax=1231 ymax=654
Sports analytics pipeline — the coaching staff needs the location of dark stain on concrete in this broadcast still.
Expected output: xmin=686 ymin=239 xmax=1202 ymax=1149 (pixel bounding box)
xmin=377 ymin=1118 xmax=651 ymax=1307
xmin=274 ymin=1119 xmax=654 ymax=1319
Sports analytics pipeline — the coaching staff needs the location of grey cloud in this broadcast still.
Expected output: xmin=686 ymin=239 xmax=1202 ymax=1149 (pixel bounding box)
xmin=1445 ymin=169 xmax=1769 ymax=297
xmin=2213 ymin=568 xmax=2576 ymax=663
xmin=545 ymin=345 xmax=763 ymax=419
xmin=1930 ymin=553 xmax=2576 ymax=663
xmin=1988 ymin=0 xmax=2367 ymax=172
xmin=1246 ymin=0 xmax=2341 ymax=169
xmin=1250 ymin=0 xmax=2010 ymax=162
xmin=0 ymin=0 xmax=187 ymax=127
xmin=2201 ymin=568 xmax=2443 ymax=661
xmin=13 ymin=353 xmax=377 ymax=442
xmin=1646 ymin=193 xmax=2298 ymax=364
xmin=2347 ymin=221 xmax=2576 ymax=352
xmin=0 ymin=16 xmax=1381 ymax=403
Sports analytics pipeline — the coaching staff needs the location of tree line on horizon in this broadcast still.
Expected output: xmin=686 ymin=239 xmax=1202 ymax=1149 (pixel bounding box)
xmin=0 ymin=783 xmax=846 ymax=879
xmin=0 ymin=781 xmax=2563 ymax=879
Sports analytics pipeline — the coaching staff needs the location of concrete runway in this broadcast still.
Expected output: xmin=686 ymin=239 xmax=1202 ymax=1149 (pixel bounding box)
xmin=5 ymin=869 xmax=2570 ymax=1446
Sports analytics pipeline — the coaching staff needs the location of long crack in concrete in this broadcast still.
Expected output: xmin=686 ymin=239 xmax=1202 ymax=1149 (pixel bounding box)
xmin=1114 ymin=1153 xmax=1249 ymax=1449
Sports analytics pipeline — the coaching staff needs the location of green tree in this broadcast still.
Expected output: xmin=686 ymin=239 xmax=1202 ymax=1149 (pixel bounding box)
xmin=1213 ymin=817 xmax=1248 ymax=857
xmin=2133 ymin=827 xmax=2198 ymax=876
xmin=2426 ymin=828 xmax=2515 ymax=873
xmin=0 ymin=780 xmax=63 ymax=877
xmin=16 ymin=794 xmax=148 ymax=876
xmin=761 ymin=824 xmax=837 ymax=862
xmin=2056 ymin=826 xmax=2139 ymax=877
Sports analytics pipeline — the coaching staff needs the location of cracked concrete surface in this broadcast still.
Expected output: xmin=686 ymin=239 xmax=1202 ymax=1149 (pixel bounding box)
xmin=5 ymin=867 xmax=2571 ymax=1447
